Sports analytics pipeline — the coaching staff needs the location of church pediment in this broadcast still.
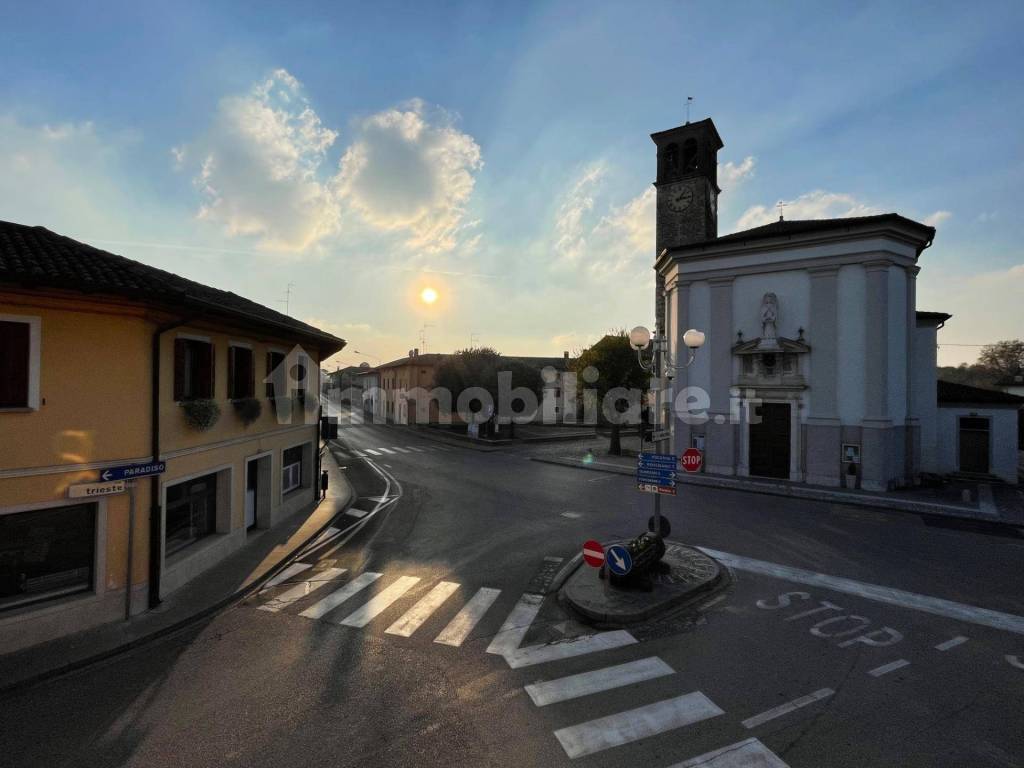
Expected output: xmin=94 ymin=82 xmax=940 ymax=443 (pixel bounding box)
xmin=732 ymin=336 xmax=811 ymax=355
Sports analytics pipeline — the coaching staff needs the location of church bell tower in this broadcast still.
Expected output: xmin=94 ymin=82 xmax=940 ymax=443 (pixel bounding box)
xmin=651 ymin=118 xmax=724 ymax=254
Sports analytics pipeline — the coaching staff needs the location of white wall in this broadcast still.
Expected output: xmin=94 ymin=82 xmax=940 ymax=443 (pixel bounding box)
xmin=887 ymin=267 xmax=908 ymax=424
xmin=935 ymin=406 xmax=1019 ymax=484
xmin=685 ymin=280 xmax=711 ymax=395
xmin=836 ymin=264 xmax=866 ymax=424
xmin=912 ymin=325 xmax=939 ymax=470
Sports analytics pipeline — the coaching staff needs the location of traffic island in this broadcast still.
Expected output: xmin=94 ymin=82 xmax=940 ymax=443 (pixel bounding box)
xmin=561 ymin=540 xmax=726 ymax=625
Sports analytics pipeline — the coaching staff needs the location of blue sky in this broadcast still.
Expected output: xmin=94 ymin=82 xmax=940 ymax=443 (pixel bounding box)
xmin=2 ymin=0 xmax=1022 ymax=367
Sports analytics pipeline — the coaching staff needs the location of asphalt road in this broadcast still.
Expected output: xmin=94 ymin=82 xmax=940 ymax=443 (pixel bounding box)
xmin=3 ymin=419 xmax=1023 ymax=768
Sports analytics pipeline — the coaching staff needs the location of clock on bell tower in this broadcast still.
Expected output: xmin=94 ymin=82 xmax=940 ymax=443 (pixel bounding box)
xmin=650 ymin=117 xmax=724 ymax=254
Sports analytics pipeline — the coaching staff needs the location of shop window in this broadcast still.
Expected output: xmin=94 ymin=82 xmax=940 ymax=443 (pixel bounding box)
xmin=0 ymin=503 xmax=95 ymax=611
xmin=282 ymin=445 xmax=305 ymax=494
xmin=0 ymin=319 xmax=33 ymax=409
xmin=174 ymin=338 xmax=214 ymax=401
xmin=165 ymin=473 xmax=218 ymax=556
xmin=228 ymin=346 xmax=255 ymax=399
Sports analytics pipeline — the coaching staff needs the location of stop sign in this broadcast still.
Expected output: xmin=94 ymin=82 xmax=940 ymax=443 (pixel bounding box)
xmin=681 ymin=448 xmax=703 ymax=473
xmin=582 ymin=540 xmax=605 ymax=567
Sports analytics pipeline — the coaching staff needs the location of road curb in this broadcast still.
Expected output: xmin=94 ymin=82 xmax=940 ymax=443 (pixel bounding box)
xmin=0 ymin=474 xmax=357 ymax=697
xmin=530 ymin=455 xmax=1022 ymax=528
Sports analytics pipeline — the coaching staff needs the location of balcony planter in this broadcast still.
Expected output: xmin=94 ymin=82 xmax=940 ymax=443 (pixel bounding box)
xmin=232 ymin=397 xmax=262 ymax=427
xmin=182 ymin=398 xmax=221 ymax=432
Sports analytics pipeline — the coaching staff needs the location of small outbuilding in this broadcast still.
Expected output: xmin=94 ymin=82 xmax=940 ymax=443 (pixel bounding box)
xmin=935 ymin=380 xmax=1023 ymax=484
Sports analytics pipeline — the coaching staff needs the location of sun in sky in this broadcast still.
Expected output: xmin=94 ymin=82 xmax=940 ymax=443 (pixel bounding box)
xmin=420 ymin=287 xmax=438 ymax=304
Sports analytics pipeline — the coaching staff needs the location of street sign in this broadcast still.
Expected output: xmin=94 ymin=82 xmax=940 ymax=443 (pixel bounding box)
xmin=99 ymin=462 xmax=166 ymax=482
xmin=69 ymin=480 xmax=126 ymax=499
xmin=636 ymin=451 xmax=677 ymax=495
xmin=637 ymin=483 xmax=677 ymax=496
xmin=606 ymin=544 xmax=633 ymax=576
xmin=681 ymin=448 xmax=703 ymax=473
xmin=582 ymin=540 xmax=605 ymax=568
xmin=650 ymin=429 xmax=671 ymax=442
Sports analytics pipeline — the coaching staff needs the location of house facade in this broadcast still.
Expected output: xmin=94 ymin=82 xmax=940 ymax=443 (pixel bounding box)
xmin=0 ymin=221 xmax=344 ymax=653
xmin=653 ymin=118 xmax=1017 ymax=489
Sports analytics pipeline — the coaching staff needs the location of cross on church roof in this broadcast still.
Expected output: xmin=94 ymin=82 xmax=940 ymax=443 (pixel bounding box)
xmin=777 ymin=200 xmax=786 ymax=221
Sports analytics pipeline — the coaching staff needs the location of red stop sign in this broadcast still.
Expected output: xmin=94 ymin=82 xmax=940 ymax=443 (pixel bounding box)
xmin=582 ymin=540 xmax=605 ymax=567
xmin=681 ymin=448 xmax=703 ymax=473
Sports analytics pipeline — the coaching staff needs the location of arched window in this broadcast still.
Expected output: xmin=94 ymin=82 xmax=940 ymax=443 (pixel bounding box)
xmin=682 ymin=138 xmax=698 ymax=171
xmin=663 ymin=143 xmax=679 ymax=175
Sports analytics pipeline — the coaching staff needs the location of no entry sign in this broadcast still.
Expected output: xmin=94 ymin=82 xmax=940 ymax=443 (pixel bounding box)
xmin=582 ymin=540 xmax=605 ymax=567
xmin=681 ymin=448 xmax=703 ymax=473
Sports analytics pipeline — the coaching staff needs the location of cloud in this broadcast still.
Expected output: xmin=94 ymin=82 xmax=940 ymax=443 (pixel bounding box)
xmin=179 ymin=69 xmax=341 ymax=252
xmin=734 ymin=189 xmax=882 ymax=231
xmin=553 ymin=163 xmax=606 ymax=264
xmin=335 ymin=99 xmax=483 ymax=253
xmin=923 ymin=210 xmax=952 ymax=227
xmin=718 ymin=155 xmax=756 ymax=187
xmin=976 ymin=211 xmax=998 ymax=223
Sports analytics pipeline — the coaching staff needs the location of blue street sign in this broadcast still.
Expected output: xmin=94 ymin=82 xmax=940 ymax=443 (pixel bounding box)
xmin=635 ymin=472 xmax=676 ymax=484
xmin=606 ymin=544 xmax=633 ymax=576
xmin=99 ymin=462 xmax=167 ymax=482
xmin=638 ymin=452 xmax=676 ymax=464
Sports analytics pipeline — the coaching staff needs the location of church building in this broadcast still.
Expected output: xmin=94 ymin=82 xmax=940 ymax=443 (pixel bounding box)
xmin=655 ymin=118 xmax=1020 ymax=490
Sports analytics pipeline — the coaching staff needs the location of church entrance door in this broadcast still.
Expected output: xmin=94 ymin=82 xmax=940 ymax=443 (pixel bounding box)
xmin=749 ymin=402 xmax=791 ymax=479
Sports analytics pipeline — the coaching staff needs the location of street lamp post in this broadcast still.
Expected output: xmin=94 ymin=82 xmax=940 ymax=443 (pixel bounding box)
xmin=630 ymin=324 xmax=705 ymax=541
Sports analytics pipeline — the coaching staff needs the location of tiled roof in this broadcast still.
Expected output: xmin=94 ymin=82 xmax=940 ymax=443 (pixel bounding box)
xmin=668 ymin=213 xmax=935 ymax=255
xmin=0 ymin=221 xmax=345 ymax=352
xmin=937 ymin=380 xmax=1024 ymax=406
xmin=375 ymin=353 xmax=448 ymax=370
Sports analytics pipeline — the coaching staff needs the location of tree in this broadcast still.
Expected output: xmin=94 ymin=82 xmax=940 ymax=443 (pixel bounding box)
xmin=434 ymin=348 xmax=542 ymax=436
xmin=572 ymin=331 xmax=650 ymax=455
xmin=979 ymin=340 xmax=1024 ymax=379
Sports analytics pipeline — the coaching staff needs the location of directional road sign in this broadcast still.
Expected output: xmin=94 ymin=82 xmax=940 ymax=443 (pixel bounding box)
xmin=637 ymin=483 xmax=677 ymax=496
xmin=638 ymin=452 xmax=677 ymax=466
xmin=605 ymin=544 xmax=633 ymax=576
xmin=636 ymin=451 xmax=677 ymax=495
xmin=650 ymin=429 xmax=671 ymax=442
xmin=582 ymin=540 xmax=605 ymax=568
xmin=99 ymin=462 xmax=166 ymax=482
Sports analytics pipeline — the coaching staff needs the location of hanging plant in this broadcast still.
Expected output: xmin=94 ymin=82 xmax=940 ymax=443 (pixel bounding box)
xmin=232 ymin=397 xmax=262 ymax=427
xmin=182 ymin=399 xmax=221 ymax=431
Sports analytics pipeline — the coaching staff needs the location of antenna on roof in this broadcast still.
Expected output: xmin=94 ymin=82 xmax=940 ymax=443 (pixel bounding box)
xmin=276 ymin=281 xmax=296 ymax=316
xmin=419 ymin=323 xmax=434 ymax=353
xmin=776 ymin=200 xmax=786 ymax=221
xmin=686 ymin=96 xmax=693 ymax=124
xmin=470 ymin=331 xmax=480 ymax=349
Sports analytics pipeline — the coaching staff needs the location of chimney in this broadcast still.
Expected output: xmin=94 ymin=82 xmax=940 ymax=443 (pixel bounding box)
xmin=413 ymin=348 xmax=419 ymax=357
xmin=563 ymin=350 xmax=569 ymax=359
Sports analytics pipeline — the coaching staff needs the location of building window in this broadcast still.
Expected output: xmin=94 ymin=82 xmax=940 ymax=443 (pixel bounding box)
xmin=165 ymin=473 xmax=218 ymax=556
xmin=228 ymin=346 xmax=255 ymax=399
xmin=174 ymin=338 xmax=214 ymax=401
xmin=0 ymin=318 xmax=36 ymax=409
xmin=782 ymin=354 xmax=796 ymax=375
xmin=282 ymin=446 xmax=303 ymax=494
xmin=0 ymin=503 xmax=95 ymax=612
xmin=266 ymin=351 xmax=286 ymax=399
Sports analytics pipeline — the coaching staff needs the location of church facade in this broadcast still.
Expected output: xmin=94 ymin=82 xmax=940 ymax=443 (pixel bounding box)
xmin=654 ymin=118 xmax=968 ymax=491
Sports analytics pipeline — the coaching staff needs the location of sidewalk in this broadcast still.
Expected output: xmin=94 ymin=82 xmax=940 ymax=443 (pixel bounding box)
xmin=0 ymin=449 xmax=354 ymax=694
xmin=531 ymin=451 xmax=1024 ymax=527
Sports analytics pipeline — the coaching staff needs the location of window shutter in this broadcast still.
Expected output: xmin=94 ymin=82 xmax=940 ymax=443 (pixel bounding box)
xmin=244 ymin=349 xmax=255 ymax=397
xmin=173 ymin=338 xmax=187 ymax=401
xmin=266 ymin=352 xmax=274 ymax=398
xmin=0 ymin=321 xmax=30 ymax=408
xmin=227 ymin=347 xmax=236 ymax=399
xmin=202 ymin=343 xmax=215 ymax=399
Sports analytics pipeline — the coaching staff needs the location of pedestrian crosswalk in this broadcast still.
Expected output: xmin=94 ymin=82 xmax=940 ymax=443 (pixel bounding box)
xmin=333 ymin=443 xmax=453 ymax=459
xmin=256 ymin=565 xmax=798 ymax=766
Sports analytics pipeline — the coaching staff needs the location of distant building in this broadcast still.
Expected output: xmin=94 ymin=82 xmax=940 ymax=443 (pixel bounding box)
xmin=653 ymin=118 xmax=1018 ymax=489
xmin=0 ymin=221 xmax=345 ymax=652
xmin=934 ymin=381 xmax=1023 ymax=482
xmin=376 ymin=350 xmax=447 ymax=424
xmin=994 ymin=374 xmax=1024 ymax=398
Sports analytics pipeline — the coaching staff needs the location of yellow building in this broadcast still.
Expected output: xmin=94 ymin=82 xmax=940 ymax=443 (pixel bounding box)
xmin=0 ymin=222 xmax=344 ymax=653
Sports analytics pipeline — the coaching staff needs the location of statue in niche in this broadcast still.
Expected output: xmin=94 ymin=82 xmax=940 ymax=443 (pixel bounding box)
xmin=759 ymin=292 xmax=779 ymax=349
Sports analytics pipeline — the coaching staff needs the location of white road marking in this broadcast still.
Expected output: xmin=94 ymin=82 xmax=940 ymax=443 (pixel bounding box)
xmin=363 ymin=448 xmax=382 ymax=456
xmin=299 ymin=572 xmax=382 ymax=620
xmin=868 ymin=659 xmax=910 ymax=677
xmin=349 ymin=450 xmax=364 ymax=458
xmin=407 ymin=446 xmax=427 ymax=452
xmin=561 ymin=511 xmax=582 ymax=519
xmin=308 ymin=526 xmax=341 ymax=547
xmin=434 ymin=587 xmax=502 ymax=647
xmin=669 ymin=737 xmax=791 ymax=767
xmin=386 ymin=581 xmax=460 ymax=637
xmin=345 ymin=508 xmax=371 ymax=519
xmin=339 ymin=575 xmax=421 ymax=627
xmin=486 ymin=593 xmax=544 ymax=656
xmin=741 ymin=687 xmax=834 ymax=729
xmin=263 ymin=562 xmax=312 ymax=589
xmin=506 ymin=631 xmax=639 ymax=669
xmin=258 ymin=568 xmax=346 ymax=612
xmin=1006 ymin=655 xmax=1024 ymax=670
xmin=525 ymin=657 xmax=674 ymax=707
xmin=376 ymin=447 xmax=395 ymax=454
xmin=390 ymin=446 xmax=411 ymax=453
xmin=553 ymin=692 xmax=724 ymax=759
xmin=935 ymin=635 xmax=969 ymax=651
xmin=700 ymin=547 xmax=1024 ymax=636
